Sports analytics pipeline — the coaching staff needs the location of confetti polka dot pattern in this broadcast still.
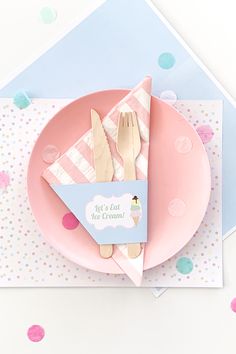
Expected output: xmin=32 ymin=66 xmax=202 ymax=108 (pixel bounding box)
xmin=158 ymin=52 xmax=175 ymax=69
xmin=27 ymin=325 xmax=45 ymax=342
xmin=168 ymin=198 xmax=186 ymax=217
xmin=196 ymin=125 xmax=214 ymax=144
xmin=174 ymin=136 xmax=192 ymax=154
xmin=40 ymin=7 xmax=57 ymax=24
xmin=42 ymin=145 xmax=60 ymax=164
xmin=176 ymin=257 xmax=193 ymax=274
xmin=62 ymin=212 xmax=80 ymax=230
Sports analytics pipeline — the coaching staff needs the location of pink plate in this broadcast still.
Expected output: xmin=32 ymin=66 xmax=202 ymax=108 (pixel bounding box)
xmin=27 ymin=90 xmax=211 ymax=273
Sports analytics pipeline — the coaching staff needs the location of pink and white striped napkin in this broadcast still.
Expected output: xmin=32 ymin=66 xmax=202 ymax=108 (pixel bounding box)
xmin=43 ymin=76 xmax=152 ymax=286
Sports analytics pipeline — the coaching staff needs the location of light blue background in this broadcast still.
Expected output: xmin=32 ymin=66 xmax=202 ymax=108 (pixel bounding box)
xmin=0 ymin=0 xmax=233 ymax=235
xmin=52 ymin=180 xmax=148 ymax=245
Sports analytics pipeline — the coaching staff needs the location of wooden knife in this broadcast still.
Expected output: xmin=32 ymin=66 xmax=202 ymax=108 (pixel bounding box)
xmin=91 ymin=109 xmax=114 ymax=258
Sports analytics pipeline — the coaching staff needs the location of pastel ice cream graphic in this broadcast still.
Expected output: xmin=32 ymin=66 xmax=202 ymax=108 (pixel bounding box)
xmin=130 ymin=196 xmax=142 ymax=226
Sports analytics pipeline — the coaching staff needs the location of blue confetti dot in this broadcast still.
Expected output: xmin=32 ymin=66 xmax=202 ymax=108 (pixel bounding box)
xmin=176 ymin=257 xmax=193 ymax=274
xmin=158 ymin=52 xmax=175 ymax=69
xmin=13 ymin=91 xmax=31 ymax=109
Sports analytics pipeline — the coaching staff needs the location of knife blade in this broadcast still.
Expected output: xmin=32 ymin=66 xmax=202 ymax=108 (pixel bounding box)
xmin=91 ymin=109 xmax=114 ymax=183
xmin=91 ymin=109 xmax=114 ymax=258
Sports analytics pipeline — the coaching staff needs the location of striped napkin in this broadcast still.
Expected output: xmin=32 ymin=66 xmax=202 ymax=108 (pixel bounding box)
xmin=43 ymin=76 xmax=152 ymax=286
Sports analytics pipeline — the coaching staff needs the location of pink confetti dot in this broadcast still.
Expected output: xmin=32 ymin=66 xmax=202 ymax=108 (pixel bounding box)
xmin=168 ymin=198 xmax=186 ymax=217
xmin=27 ymin=325 xmax=45 ymax=342
xmin=0 ymin=171 xmax=10 ymax=189
xmin=62 ymin=212 xmax=80 ymax=230
xmin=42 ymin=145 xmax=60 ymax=164
xmin=231 ymin=298 xmax=236 ymax=312
xmin=174 ymin=136 xmax=192 ymax=154
xmin=196 ymin=125 xmax=214 ymax=144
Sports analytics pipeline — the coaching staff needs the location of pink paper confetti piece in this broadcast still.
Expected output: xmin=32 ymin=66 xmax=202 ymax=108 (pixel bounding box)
xmin=42 ymin=145 xmax=60 ymax=164
xmin=27 ymin=325 xmax=45 ymax=342
xmin=62 ymin=212 xmax=80 ymax=230
xmin=231 ymin=298 xmax=236 ymax=312
xmin=196 ymin=125 xmax=214 ymax=144
xmin=0 ymin=171 xmax=10 ymax=189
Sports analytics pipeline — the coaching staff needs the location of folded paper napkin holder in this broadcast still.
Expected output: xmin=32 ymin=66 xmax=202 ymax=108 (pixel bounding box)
xmin=51 ymin=180 xmax=148 ymax=245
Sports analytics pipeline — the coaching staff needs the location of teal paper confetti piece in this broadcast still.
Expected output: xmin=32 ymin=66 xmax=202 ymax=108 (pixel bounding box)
xmin=158 ymin=52 xmax=175 ymax=69
xmin=176 ymin=257 xmax=193 ymax=274
xmin=13 ymin=91 xmax=31 ymax=109
xmin=40 ymin=7 xmax=57 ymax=24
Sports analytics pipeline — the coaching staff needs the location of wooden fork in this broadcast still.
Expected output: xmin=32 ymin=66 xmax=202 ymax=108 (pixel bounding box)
xmin=116 ymin=111 xmax=142 ymax=258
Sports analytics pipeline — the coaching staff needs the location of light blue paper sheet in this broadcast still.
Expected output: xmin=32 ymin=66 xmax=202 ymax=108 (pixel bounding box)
xmin=0 ymin=0 xmax=234 ymax=236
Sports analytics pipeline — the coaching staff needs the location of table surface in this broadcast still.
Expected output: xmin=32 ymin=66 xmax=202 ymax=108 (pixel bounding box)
xmin=1 ymin=1 xmax=236 ymax=353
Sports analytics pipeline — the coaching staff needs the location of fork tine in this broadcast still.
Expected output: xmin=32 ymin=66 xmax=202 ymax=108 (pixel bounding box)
xmin=132 ymin=112 xmax=141 ymax=150
xmin=125 ymin=112 xmax=129 ymax=127
xmin=132 ymin=111 xmax=138 ymax=128
xmin=124 ymin=112 xmax=129 ymax=127
xmin=119 ymin=112 xmax=124 ymax=126
xmin=127 ymin=111 xmax=132 ymax=127
xmin=127 ymin=112 xmax=130 ymax=127
xmin=117 ymin=112 xmax=123 ymax=139
xmin=127 ymin=112 xmax=131 ymax=127
xmin=129 ymin=111 xmax=134 ymax=127
xmin=123 ymin=112 xmax=126 ymax=127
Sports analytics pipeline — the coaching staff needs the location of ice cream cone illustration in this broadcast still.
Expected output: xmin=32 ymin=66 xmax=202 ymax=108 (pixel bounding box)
xmin=130 ymin=196 xmax=142 ymax=226
xmin=132 ymin=216 xmax=140 ymax=225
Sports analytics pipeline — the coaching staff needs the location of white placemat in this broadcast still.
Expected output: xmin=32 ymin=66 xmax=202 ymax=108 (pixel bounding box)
xmin=0 ymin=99 xmax=222 ymax=287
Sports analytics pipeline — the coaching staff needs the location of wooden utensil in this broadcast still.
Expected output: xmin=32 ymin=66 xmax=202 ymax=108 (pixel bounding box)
xmin=91 ymin=109 xmax=114 ymax=258
xmin=116 ymin=111 xmax=142 ymax=258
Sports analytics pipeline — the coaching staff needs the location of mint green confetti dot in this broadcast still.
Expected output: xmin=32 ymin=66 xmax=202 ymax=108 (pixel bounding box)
xmin=158 ymin=52 xmax=175 ymax=69
xmin=176 ymin=257 xmax=193 ymax=275
xmin=13 ymin=91 xmax=31 ymax=109
xmin=40 ymin=7 xmax=57 ymax=24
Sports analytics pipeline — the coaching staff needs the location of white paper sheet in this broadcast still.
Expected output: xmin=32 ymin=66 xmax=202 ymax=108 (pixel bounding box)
xmin=0 ymin=99 xmax=222 ymax=287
